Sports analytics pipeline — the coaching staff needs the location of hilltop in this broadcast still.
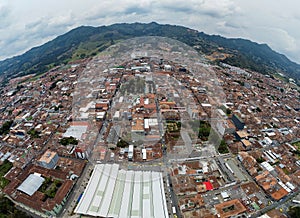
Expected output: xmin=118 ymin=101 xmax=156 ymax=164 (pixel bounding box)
xmin=0 ymin=22 xmax=299 ymax=84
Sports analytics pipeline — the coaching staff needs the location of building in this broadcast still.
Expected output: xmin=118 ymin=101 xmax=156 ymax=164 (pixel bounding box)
xmin=232 ymin=114 xmax=245 ymax=130
xmin=215 ymin=199 xmax=247 ymax=218
xmin=4 ymin=165 xmax=74 ymax=217
xmin=37 ymin=150 xmax=59 ymax=169
xmin=75 ymin=164 xmax=169 ymax=218
xmin=17 ymin=173 xmax=45 ymax=196
xmin=128 ymin=145 xmax=134 ymax=161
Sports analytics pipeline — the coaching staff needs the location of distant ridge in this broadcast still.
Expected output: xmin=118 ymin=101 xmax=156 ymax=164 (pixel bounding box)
xmin=0 ymin=22 xmax=299 ymax=84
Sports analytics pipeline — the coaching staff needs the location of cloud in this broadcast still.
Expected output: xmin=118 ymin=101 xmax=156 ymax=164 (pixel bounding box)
xmin=0 ymin=0 xmax=299 ymax=64
xmin=0 ymin=4 xmax=12 ymax=29
xmin=243 ymin=26 xmax=300 ymax=62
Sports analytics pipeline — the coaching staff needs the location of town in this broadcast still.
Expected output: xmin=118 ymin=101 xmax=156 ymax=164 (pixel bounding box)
xmin=0 ymin=42 xmax=300 ymax=218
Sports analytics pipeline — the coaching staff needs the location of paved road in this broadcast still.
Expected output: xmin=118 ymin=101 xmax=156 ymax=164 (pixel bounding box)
xmin=250 ymin=189 xmax=300 ymax=217
xmin=167 ymin=174 xmax=182 ymax=218
xmin=59 ymin=162 xmax=93 ymax=217
xmin=181 ymin=130 xmax=193 ymax=154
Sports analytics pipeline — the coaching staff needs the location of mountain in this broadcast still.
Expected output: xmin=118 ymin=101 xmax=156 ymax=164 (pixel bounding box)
xmin=0 ymin=22 xmax=299 ymax=84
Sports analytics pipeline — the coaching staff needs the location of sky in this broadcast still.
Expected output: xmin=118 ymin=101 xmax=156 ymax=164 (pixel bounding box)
xmin=1 ymin=0 xmax=300 ymax=63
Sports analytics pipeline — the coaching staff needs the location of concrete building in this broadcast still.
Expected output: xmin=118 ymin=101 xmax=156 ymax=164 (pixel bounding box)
xmin=37 ymin=150 xmax=59 ymax=169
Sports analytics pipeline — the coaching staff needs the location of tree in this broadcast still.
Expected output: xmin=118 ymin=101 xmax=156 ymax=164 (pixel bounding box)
xmin=0 ymin=120 xmax=13 ymax=135
xmin=0 ymin=195 xmax=31 ymax=217
xmin=117 ymin=139 xmax=129 ymax=148
xmin=288 ymin=207 xmax=300 ymax=218
xmin=60 ymin=137 xmax=78 ymax=146
xmin=226 ymin=108 xmax=232 ymax=115
xmin=198 ymin=127 xmax=210 ymax=140
xmin=218 ymin=140 xmax=229 ymax=154
xmin=256 ymin=157 xmax=265 ymax=163
xmin=27 ymin=129 xmax=40 ymax=138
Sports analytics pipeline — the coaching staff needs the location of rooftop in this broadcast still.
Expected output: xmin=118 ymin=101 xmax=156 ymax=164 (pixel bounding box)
xmin=215 ymin=199 xmax=247 ymax=218
xmin=17 ymin=173 xmax=44 ymax=196
xmin=38 ymin=150 xmax=57 ymax=164
xmin=75 ymin=164 xmax=168 ymax=218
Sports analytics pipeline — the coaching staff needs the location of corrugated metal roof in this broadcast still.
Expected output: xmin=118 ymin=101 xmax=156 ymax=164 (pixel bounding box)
xmin=75 ymin=164 xmax=168 ymax=218
xmin=17 ymin=173 xmax=45 ymax=196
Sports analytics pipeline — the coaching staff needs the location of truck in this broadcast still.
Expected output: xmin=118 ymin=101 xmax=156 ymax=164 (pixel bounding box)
xmin=128 ymin=145 xmax=134 ymax=161
xmin=172 ymin=206 xmax=176 ymax=214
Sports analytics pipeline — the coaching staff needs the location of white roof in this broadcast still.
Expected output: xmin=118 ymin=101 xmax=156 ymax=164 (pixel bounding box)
xmin=221 ymin=191 xmax=229 ymax=199
xmin=75 ymin=164 xmax=168 ymax=218
xmin=63 ymin=125 xmax=87 ymax=140
xmin=142 ymin=149 xmax=147 ymax=160
xmin=144 ymin=119 xmax=149 ymax=129
xmin=261 ymin=161 xmax=274 ymax=172
xmin=17 ymin=173 xmax=45 ymax=196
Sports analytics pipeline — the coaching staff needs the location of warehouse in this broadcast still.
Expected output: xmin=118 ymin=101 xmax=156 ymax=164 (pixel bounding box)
xmin=75 ymin=164 xmax=168 ymax=218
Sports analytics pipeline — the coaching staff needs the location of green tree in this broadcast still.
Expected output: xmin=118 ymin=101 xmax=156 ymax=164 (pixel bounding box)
xmin=288 ymin=207 xmax=300 ymax=218
xmin=0 ymin=120 xmax=13 ymax=135
xmin=117 ymin=139 xmax=129 ymax=148
xmin=60 ymin=137 xmax=78 ymax=146
xmin=256 ymin=157 xmax=265 ymax=163
xmin=218 ymin=140 xmax=229 ymax=154
xmin=27 ymin=129 xmax=40 ymax=138
xmin=0 ymin=195 xmax=31 ymax=217
xmin=226 ymin=108 xmax=232 ymax=115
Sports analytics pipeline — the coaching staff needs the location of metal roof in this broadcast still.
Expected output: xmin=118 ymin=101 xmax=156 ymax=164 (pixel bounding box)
xmin=75 ymin=164 xmax=168 ymax=218
xmin=17 ymin=173 xmax=45 ymax=196
xmin=63 ymin=125 xmax=87 ymax=140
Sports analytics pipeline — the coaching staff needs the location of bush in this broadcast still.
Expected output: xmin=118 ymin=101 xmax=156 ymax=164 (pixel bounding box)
xmin=60 ymin=136 xmax=78 ymax=146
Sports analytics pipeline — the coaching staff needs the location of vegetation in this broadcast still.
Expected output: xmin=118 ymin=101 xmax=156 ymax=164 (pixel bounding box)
xmin=60 ymin=136 xmax=78 ymax=146
xmin=292 ymin=141 xmax=300 ymax=148
xmin=288 ymin=206 xmax=300 ymax=218
xmin=38 ymin=177 xmax=62 ymax=198
xmin=222 ymin=205 xmax=235 ymax=212
xmin=0 ymin=160 xmax=13 ymax=189
xmin=0 ymin=194 xmax=31 ymax=218
xmin=218 ymin=140 xmax=229 ymax=154
xmin=198 ymin=126 xmax=211 ymax=140
xmin=166 ymin=121 xmax=181 ymax=133
xmin=1 ymin=22 xmax=299 ymax=86
xmin=38 ymin=177 xmax=51 ymax=193
xmin=291 ymin=150 xmax=300 ymax=158
xmin=0 ymin=120 xmax=13 ymax=135
xmin=226 ymin=108 xmax=232 ymax=115
xmin=291 ymin=141 xmax=300 ymax=158
xmin=117 ymin=138 xmax=129 ymax=148
xmin=27 ymin=128 xmax=40 ymax=138
xmin=189 ymin=120 xmax=211 ymax=141
xmin=256 ymin=157 xmax=265 ymax=163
